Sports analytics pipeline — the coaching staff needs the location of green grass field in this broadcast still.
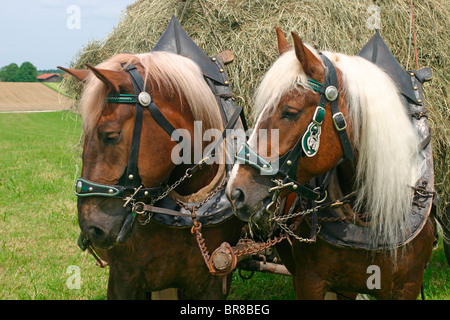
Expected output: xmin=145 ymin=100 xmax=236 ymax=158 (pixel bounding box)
xmin=0 ymin=111 xmax=109 ymax=299
xmin=0 ymin=111 xmax=448 ymax=300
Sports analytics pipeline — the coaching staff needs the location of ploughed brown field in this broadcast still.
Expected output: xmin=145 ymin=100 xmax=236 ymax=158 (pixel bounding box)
xmin=0 ymin=82 xmax=73 ymax=112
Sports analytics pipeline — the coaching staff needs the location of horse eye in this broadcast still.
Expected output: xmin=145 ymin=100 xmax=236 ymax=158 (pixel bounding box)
xmin=104 ymin=131 xmax=121 ymax=144
xmin=281 ymin=106 xmax=301 ymax=119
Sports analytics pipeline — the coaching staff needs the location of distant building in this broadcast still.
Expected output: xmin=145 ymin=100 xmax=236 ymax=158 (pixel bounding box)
xmin=37 ymin=73 xmax=61 ymax=82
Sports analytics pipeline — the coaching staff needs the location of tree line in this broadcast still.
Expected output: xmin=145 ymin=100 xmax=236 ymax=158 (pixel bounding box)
xmin=0 ymin=62 xmax=60 ymax=82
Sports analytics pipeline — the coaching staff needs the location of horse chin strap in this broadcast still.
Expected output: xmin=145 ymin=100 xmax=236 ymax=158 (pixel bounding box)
xmin=236 ymin=54 xmax=353 ymax=202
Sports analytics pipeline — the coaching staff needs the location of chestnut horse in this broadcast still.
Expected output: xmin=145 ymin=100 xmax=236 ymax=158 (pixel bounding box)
xmin=227 ymin=29 xmax=435 ymax=299
xmin=60 ymin=51 xmax=243 ymax=299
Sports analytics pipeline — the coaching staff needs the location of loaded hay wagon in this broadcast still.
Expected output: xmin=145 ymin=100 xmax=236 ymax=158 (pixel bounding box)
xmin=62 ymin=0 xmax=449 ymax=299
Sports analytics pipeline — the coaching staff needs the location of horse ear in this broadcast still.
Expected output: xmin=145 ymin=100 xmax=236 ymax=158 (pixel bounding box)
xmin=85 ymin=63 xmax=122 ymax=93
xmin=291 ymin=32 xmax=324 ymax=79
xmin=57 ymin=66 xmax=90 ymax=82
xmin=275 ymin=27 xmax=291 ymax=55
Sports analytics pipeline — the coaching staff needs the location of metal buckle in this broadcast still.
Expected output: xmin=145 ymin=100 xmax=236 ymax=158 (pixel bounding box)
xmin=332 ymin=112 xmax=347 ymax=132
xmin=313 ymin=187 xmax=327 ymax=203
xmin=197 ymin=156 xmax=210 ymax=170
xmin=123 ymin=185 xmax=143 ymax=207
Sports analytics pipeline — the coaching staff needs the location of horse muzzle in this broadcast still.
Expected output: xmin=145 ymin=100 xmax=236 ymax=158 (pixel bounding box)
xmin=78 ymin=197 xmax=135 ymax=249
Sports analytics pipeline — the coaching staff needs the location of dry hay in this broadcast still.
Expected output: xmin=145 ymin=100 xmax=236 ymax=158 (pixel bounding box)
xmin=62 ymin=0 xmax=449 ymax=215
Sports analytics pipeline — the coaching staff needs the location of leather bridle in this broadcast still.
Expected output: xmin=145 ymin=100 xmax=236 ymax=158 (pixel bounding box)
xmin=75 ymin=63 xmax=242 ymax=208
xmin=75 ymin=64 xmax=169 ymax=203
xmin=235 ymin=54 xmax=354 ymax=202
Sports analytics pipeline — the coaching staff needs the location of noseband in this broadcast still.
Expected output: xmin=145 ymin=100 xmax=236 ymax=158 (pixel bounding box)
xmin=75 ymin=64 xmax=174 ymax=204
xmin=236 ymin=54 xmax=354 ymax=202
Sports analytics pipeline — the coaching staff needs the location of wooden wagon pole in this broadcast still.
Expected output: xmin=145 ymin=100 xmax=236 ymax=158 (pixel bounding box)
xmin=237 ymin=258 xmax=292 ymax=277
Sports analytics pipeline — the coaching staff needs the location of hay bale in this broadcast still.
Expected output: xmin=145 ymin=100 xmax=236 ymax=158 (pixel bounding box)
xmin=62 ymin=0 xmax=449 ymax=215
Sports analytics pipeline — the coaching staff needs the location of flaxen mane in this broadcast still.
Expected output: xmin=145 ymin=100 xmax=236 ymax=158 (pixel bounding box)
xmin=79 ymin=51 xmax=223 ymax=135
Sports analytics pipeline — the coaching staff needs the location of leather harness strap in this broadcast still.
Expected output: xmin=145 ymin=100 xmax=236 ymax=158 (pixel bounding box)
xmin=320 ymin=54 xmax=353 ymax=161
xmin=120 ymin=64 xmax=147 ymax=190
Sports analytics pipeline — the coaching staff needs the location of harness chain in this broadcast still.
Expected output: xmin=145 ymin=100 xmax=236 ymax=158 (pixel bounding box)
xmin=187 ymin=185 xmax=360 ymax=276
xmin=133 ymin=168 xmax=194 ymax=225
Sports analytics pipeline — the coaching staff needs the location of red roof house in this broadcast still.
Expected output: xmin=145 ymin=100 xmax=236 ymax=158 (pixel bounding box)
xmin=37 ymin=73 xmax=61 ymax=82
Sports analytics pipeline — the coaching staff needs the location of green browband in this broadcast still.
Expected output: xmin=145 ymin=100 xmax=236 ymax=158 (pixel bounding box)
xmin=307 ymin=79 xmax=323 ymax=93
xmin=107 ymin=94 xmax=137 ymax=104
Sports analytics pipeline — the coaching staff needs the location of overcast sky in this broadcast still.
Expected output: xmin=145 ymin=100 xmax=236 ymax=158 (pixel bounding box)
xmin=0 ymin=0 xmax=135 ymax=70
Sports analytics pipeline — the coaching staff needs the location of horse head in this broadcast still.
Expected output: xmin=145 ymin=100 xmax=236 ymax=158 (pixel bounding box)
xmin=60 ymin=52 xmax=222 ymax=249
xmin=226 ymin=29 xmax=351 ymax=237
xmin=227 ymin=28 xmax=422 ymax=246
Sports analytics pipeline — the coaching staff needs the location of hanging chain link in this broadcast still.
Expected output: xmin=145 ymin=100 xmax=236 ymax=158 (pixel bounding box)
xmin=151 ymin=168 xmax=194 ymax=205
xmin=130 ymin=165 xmax=359 ymax=275
xmin=133 ymin=168 xmax=194 ymax=225
xmin=175 ymin=177 xmax=228 ymax=213
xmin=268 ymin=186 xmax=320 ymax=244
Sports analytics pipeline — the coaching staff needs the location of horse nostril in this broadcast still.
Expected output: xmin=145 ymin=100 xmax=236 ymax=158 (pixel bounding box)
xmin=87 ymin=226 xmax=107 ymax=243
xmin=230 ymin=188 xmax=245 ymax=209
